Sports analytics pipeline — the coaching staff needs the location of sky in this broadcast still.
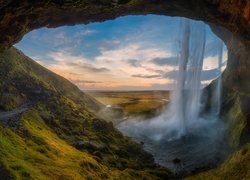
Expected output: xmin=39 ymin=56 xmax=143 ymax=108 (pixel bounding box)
xmin=15 ymin=15 xmax=228 ymax=91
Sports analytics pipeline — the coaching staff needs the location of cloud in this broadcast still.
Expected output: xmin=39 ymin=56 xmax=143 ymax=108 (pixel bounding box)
xmin=67 ymin=62 xmax=110 ymax=73
xmin=201 ymin=69 xmax=221 ymax=81
xmin=30 ymin=29 xmax=97 ymax=51
xmin=127 ymin=59 xmax=141 ymax=67
xmin=96 ymin=40 xmax=121 ymax=51
xmin=162 ymin=68 xmax=221 ymax=81
xmin=203 ymin=54 xmax=227 ymax=70
xmin=150 ymin=56 xmax=178 ymax=66
xmin=162 ymin=71 xmax=177 ymax=79
xmin=69 ymin=72 xmax=82 ymax=75
xmin=96 ymin=44 xmax=171 ymax=63
xmin=131 ymin=74 xmax=162 ymax=79
xmin=71 ymin=79 xmax=102 ymax=84
xmin=144 ymin=67 xmax=165 ymax=75
xmin=75 ymin=29 xmax=96 ymax=37
xmin=48 ymin=51 xmax=110 ymax=73
xmin=94 ymin=43 xmax=175 ymax=76
xmin=53 ymin=32 xmax=68 ymax=46
xmin=205 ymin=42 xmax=219 ymax=57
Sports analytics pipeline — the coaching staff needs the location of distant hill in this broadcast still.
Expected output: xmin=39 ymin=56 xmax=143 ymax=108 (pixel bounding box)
xmin=0 ymin=47 xmax=172 ymax=179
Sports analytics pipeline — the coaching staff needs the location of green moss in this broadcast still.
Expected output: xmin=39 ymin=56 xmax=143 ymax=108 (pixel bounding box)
xmin=223 ymin=95 xmax=247 ymax=148
xmin=0 ymin=94 xmax=19 ymax=110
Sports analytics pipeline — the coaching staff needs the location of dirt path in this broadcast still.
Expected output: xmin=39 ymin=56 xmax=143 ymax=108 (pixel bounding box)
xmin=0 ymin=104 xmax=30 ymax=121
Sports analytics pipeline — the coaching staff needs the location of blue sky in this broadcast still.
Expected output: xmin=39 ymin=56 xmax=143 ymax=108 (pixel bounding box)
xmin=15 ymin=15 xmax=227 ymax=90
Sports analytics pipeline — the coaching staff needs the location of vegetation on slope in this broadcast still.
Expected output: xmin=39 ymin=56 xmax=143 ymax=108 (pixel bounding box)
xmin=186 ymin=143 xmax=250 ymax=180
xmin=0 ymin=109 xmax=172 ymax=179
xmin=0 ymin=110 xmax=108 ymax=179
xmin=222 ymin=94 xmax=247 ymax=148
xmin=187 ymin=91 xmax=250 ymax=179
xmin=0 ymin=47 xmax=172 ymax=179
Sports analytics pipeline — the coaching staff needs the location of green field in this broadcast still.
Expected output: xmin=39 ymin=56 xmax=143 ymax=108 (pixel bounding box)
xmin=87 ymin=91 xmax=170 ymax=119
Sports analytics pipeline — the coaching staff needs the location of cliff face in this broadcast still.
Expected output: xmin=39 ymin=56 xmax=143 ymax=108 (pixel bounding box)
xmin=220 ymin=29 xmax=250 ymax=145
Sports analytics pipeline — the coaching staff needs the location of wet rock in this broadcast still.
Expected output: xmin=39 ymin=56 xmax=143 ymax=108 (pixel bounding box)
xmin=172 ymin=158 xmax=181 ymax=164
xmin=0 ymin=163 xmax=12 ymax=180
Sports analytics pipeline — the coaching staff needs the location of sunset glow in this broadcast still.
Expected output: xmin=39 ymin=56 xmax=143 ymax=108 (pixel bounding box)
xmin=15 ymin=15 xmax=227 ymax=90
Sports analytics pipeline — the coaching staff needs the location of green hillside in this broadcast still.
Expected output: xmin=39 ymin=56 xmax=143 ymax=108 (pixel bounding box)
xmin=0 ymin=47 xmax=172 ymax=179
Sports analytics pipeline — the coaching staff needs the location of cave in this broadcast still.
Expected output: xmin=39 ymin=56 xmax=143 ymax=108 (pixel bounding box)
xmin=1 ymin=1 xmax=250 ymax=109
xmin=0 ymin=0 xmax=250 ymax=179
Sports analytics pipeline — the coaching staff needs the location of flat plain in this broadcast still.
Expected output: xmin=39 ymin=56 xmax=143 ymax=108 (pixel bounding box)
xmin=87 ymin=91 xmax=170 ymax=119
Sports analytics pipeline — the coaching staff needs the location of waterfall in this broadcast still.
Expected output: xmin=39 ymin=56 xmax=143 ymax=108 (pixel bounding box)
xmin=117 ymin=18 xmax=228 ymax=171
xmin=171 ymin=19 xmax=206 ymax=137
xmin=118 ymin=18 xmax=226 ymax=144
xmin=211 ymin=40 xmax=223 ymax=115
xmin=175 ymin=19 xmax=190 ymax=136
xmin=185 ymin=20 xmax=206 ymax=126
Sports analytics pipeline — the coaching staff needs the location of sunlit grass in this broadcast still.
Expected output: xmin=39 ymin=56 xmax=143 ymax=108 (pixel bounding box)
xmin=123 ymin=100 xmax=165 ymax=114
xmin=88 ymin=91 xmax=170 ymax=116
xmin=0 ymin=110 xmax=109 ymax=179
xmin=0 ymin=109 xmax=173 ymax=179
xmin=95 ymin=97 xmax=131 ymax=105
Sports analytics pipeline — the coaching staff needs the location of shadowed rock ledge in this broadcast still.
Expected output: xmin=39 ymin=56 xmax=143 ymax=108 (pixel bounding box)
xmin=1 ymin=0 xmax=250 ymax=50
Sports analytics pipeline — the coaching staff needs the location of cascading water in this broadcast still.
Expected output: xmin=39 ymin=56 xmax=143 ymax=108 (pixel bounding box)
xmin=211 ymin=39 xmax=224 ymax=115
xmin=174 ymin=19 xmax=190 ymax=136
xmin=172 ymin=19 xmax=206 ymax=137
xmin=117 ymin=18 xmax=228 ymax=173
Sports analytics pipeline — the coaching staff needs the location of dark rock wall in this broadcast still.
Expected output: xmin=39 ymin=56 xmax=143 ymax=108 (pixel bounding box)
xmin=1 ymin=0 xmax=250 ymax=49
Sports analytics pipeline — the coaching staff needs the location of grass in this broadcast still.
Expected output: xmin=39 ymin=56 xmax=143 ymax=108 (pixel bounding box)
xmin=0 ymin=110 xmax=109 ymax=179
xmin=223 ymin=94 xmax=247 ymax=148
xmin=88 ymin=91 xmax=170 ymax=117
xmin=0 ymin=109 xmax=173 ymax=179
xmin=123 ymin=99 xmax=165 ymax=114
xmin=94 ymin=97 xmax=130 ymax=105
xmin=0 ymin=94 xmax=21 ymax=110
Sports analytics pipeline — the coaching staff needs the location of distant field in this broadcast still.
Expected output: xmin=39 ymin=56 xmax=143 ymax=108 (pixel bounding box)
xmin=87 ymin=91 xmax=170 ymax=118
